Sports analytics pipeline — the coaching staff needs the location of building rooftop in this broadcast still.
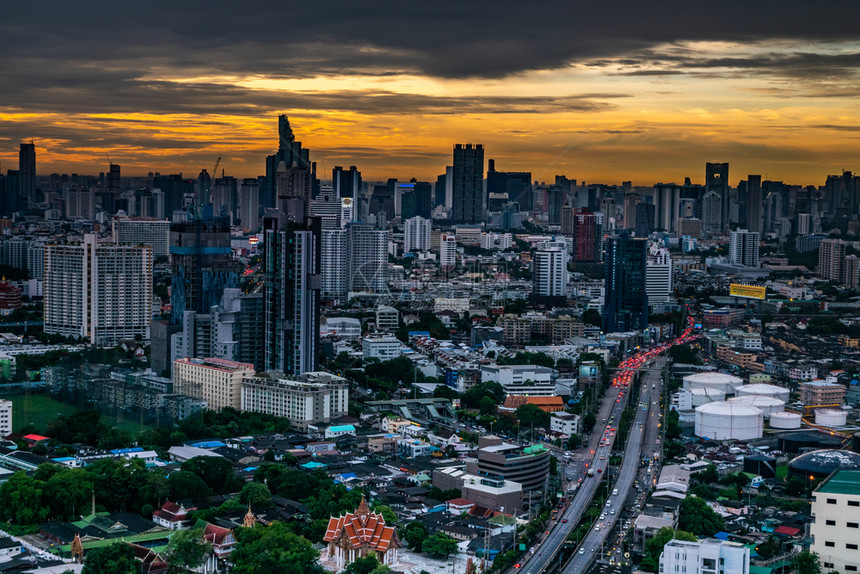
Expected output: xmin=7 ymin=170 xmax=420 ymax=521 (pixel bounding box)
xmin=817 ymin=469 xmax=860 ymax=496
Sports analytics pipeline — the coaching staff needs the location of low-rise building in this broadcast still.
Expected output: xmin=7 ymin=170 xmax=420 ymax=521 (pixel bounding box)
xmin=0 ymin=399 xmax=11 ymax=436
xmin=550 ymin=412 xmax=581 ymax=436
xmin=810 ymin=469 xmax=860 ymax=574
xmin=172 ymin=357 xmax=255 ymax=411
xmin=481 ymin=364 xmax=556 ymax=396
xmin=362 ymin=335 xmax=402 ymax=360
xmin=801 ymin=380 xmax=846 ymax=406
xmin=433 ymin=466 xmax=523 ymax=514
xmin=659 ymin=539 xmax=750 ymax=574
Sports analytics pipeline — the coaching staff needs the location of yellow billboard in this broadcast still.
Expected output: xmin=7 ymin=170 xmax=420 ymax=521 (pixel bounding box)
xmin=730 ymin=283 xmax=766 ymax=300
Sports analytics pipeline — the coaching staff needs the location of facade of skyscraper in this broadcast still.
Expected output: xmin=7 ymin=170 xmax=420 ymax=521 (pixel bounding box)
xmin=404 ymin=216 xmax=432 ymax=253
xmin=451 ymin=144 xmax=485 ymax=223
xmin=819 ymin=239 xmax=847 ymax=283
xmin=44 ymin=234 xmax=153 ymax=344
xmin=263 ymin=214 xmax=321 ymax=376
xmin=603 ymin=235 xmax=649 ymax=333
xmin=264 ymin=115 xmax=314 ymax=209
xmin=439 ymin=233 xmax=457 ymax=267
xmin=18 ymin=143 xmax=35 ymax=207
xmin=701 ymin=190 xmax=723 ymax=236
xmin=571 ymin=209 xmax=600 ymax=262
xmin=705 ymin=162 xmax=729 ymax=230
xmin=113 ymin=217 xmax=171 ymax=257
xmin=347 ymin=222 xmax=389 ymax=292
xmin=729 ymin=229 xmax=760 ymax=267
xmin=239 ymin=178 xmax=261 ymax=232
xmin=744 ymin=175 xmax=763 ymax=234
xmin=321 ymin=228 xmax=348 ymax=302
xmin=486 ymin=159 xmax=532 ymax=212
xmin=332 ymin=165 xmax=361 ymax=203
xmin=170 ymin=218 xmax=242 ymax=324
xmin=652 ymin=183 xmax=680 ymax=232
xmin=635 ymin=202 xmax=655 ymax=237
xmin=646 ymin=245 xmax=673 ymax=304
xmin=532 ymin=246 xmax=568 ymax=300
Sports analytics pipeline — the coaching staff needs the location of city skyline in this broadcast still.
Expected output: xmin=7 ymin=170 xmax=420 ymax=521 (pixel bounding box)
xmin=2 ymin=2 xmax=860 ymax=184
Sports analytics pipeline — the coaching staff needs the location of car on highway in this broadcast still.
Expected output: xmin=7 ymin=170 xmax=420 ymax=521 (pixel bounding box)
xmin=514 ymin=564 xmax=521 ymax=569
xmin=611 ymin=509 xmax=616 ymax=514
xmin=594 ymin=525 xmax=600 ymax=531
xmin=579 ymin=548 xmax=585 ymax=554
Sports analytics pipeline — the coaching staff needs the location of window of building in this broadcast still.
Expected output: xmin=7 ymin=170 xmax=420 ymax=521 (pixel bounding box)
xmin=828 ymin=498 xmax=837 ymax=504
xmin=850 ymin=522 xmax=860 ymax=529
xmin=827 ymin=520 xmax=836 ymax=526
xmin=849 ymin=544 xmax=859 ymax=550
xmin=826 ymin=541 xmax=835 ymax=547
xmin=849 ymin=500 xmax=860 ymax=507
xmin=847 ymin=566 xmax=858 ymax=573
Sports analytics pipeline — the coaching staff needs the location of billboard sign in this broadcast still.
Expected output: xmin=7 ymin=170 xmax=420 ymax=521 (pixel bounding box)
xmin=729 ymin=283 xmax=766 ymax=300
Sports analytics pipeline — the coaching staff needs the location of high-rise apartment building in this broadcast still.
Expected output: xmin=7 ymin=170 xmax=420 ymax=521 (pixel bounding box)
xmin=819 ymin=239 xmax=847 ymax=283
xmin=173 ymin=357 xmax=255 ymax=411
xmin=18 ymin=143 xmax=35 ymax=207
xmin=532 ymin=246 xmax=568 ymax=299
xmin=0 ymin=399 xmax=10 ymax=436
xmin=264 ymin=115 xmax=314 ymax=209
xmin=635 ymin=202 xmax=655 ymax=237
xmin=332 ymin=165 xmax=361 ymax=204
xmin=321 ymin=228 xmax=348 ymax=303
xmin=701 ymin=190 xmax=723 ymax=236
xmin=603 ymin=235 xmax=649 ymax=333
xmin=571 ymin=209 xmax=600 ymax=262
xmin=451 ymin=144 xmax=485 ymax=224
xmin=240 ymin=371 xmax=348 ymax=431
xmin=845 ymin=255 xmax=860 ymax=289
xmin=347 ymin=222 xmax=389 ymax=292
xmin=652 ymin=183 xmax=680 ymax=232
xmin=810 ymin=469 xmax=860 ymax=574
xmin=44 ymin=234 xmax=153 ymax=344
xmin=745 ymin=175 xmax=763 ymax=234
xmin=729 ymin=229 xmax=760 ymax=267
xmin=646 ymin=245 xmax=673 ymax=304
xmin=486 ymin=159 xmax=531 ymax=212
xmin=113 ymin=217 xmax=171 ymax=257
xmin=439 ymin=233 xmax=457 ymax=267
xmin=404 ymin=216 xmax=431 ymax=253
xmin=239 ymin=178 xmax=260 ymax=232
xmin=66 ymin=187 xmax=95 ymax=219
xmin=170 ymin=218 xmax=242 ymax=324
xmin=659 ymin=539 xmax=749 ymax=574
xmin=211 ymin=176 xmax=237 ymax=222
xmin=310 ymin=187 xmax=345 ymax=230
xmin=263 ymin=214 xmax=321 ymax=376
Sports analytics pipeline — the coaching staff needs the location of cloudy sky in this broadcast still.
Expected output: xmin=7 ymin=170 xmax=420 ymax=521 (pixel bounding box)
xmin=2 ymin=1 xmax=860 ymax=185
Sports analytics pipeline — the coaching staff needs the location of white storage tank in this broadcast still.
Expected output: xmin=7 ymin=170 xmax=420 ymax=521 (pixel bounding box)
xmin=684 ymin=372 xmax=744 ymax=395
xmin=735 ymin=383 xmax=790 ymax=404
xmin=728 ymin=396 xmax=785 ymax=419
xmin=695 ymin=400 xmax=763 ymax=441
xmin=769 ymin=411 xmax=802 ymax=430
xmin=815 ymin=409 xmax=848 ymax=427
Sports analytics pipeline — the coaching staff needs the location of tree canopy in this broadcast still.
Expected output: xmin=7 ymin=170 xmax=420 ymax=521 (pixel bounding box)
xmin=81 ymin=542 xmax=138 ymax=574
xmin=230 ymin=521 xmax=322 ymax=574
xmin=679 ymin=496 xmax=724 ymax=536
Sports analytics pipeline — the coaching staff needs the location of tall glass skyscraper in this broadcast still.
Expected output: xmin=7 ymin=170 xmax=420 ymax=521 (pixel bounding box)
xmin=603 ymin=234 xmax=649 ymax=333
xmin=451 ymin=143 xmax=485 ymax=223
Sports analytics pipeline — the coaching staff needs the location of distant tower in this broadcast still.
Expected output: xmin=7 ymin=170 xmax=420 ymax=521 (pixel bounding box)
xmin=451 ymin=144 xmax=485 ymax=224
xmin=745 ymin=175 xmax=763 ymax=234
xmin=18 ymin=143 xmax=35 ymax=206
xmin=705 ymin=162 xmax=729 ymax=231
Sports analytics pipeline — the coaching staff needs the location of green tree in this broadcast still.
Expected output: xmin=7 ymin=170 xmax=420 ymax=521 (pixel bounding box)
xmin=644 ymin=527 xmax=697 ymax=566
xmin=665 ymin=409 xmax=682 ymax=440
xmin=45 ymin=468 xmax=94 ymax=520
xmin=166 ymin=470 xmax=212 ymax=506
xmin=343 ymin=555 xmax=391 ymax=574
xmin=679 ymin=496 xmax=724 ymax=536
xmin=462 ymin=382 xmax=505 ymax=409
xmin=582 ymin=413 xmax=597 ymax=433
xmin=181 ymin=456 xmax=243 ymax=494
xmin=479 ymin=396 xmax=498 ymax=415
xmin=230 ymin=521 xmax=322 ymax=574
xmin=516 ymin=403 xmax=550 ymax=428
xmin=793 ymin=551 xmax=821 ymax=574
xmin=81 ymin=542 xmax=137 ymax=574
xmin=372 ymin=504 xmax=398 ymax=527
xmin=165 ymin=527 xmax=210 ymax=570
xmin=239 ymin=482 xmax=272 ymax=510
xmin=422 ymin=532 xmax=458 ymax=557
xmin=639 ymin=556 xmax=658 ymax=573
xmin=403 ymin=521 xmax=428 ymax=551
xmin=566 ymin=434 xmax=582 ymax=450
xmin=0 ymin=472 xmax=48 ymax=524
xmin=582 ymin=309 xmax=602 ymax=328
xmin=434 ymin=386 xmax=460 ymax=400
xmin=697 ymin=464 xmax=719 ymax=484
xmin=756 ymin=535 xmax=782 ymax=560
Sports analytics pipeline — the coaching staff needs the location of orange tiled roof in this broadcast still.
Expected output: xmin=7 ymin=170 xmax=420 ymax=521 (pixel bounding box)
xmin=323 ymin=498 xmax=399 ymax=553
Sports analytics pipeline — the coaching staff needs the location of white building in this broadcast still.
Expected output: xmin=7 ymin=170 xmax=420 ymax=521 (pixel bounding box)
xmin=646 ymin=245 xmax=673 ymax=304
xmin=440 ymin=233 xmax=457 ymax=267
xmin=375 ymin=305 xmax=399 ymax=332
xmin=362 ymin=335 xmax=403 ymax=360
xmin=729 ymin=229 xmax=760 ymax=267
xmin=44 ymin=234 xmax=153 ymax=344
xmin=321 ymin=229 xmax=348 ymax=302
xmin=241 ymin=372 xmax=348 ymax=431
xmin=113 ymin=217 xmax=171 ymax=257
xmin=811 ymin=469 xmax=860 ymax=574
xmin=659 ymin=539 xmax=750 ymax=574
xmin=481 ymin=364 xmax=556 ymax=396
xmin=404 ymin=216 xmax=432 ymax=253
xmin=173 ymin=357 xmax=255 ymax=411
xmin=533 ymin=246 xmax=568 ymax=298
xmin=550 ymin=412 xmax=580 ymax=436
xmin=0 ymin=399 xmax=11 ymax=436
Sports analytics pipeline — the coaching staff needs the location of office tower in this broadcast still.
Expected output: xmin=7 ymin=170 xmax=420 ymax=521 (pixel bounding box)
xmin=819 ymin=239 xmax=846 ymax=282
xmin=264 ymin=115 xmax=313 ymax=209
xmin=744 ymin=175 xmax=763 ymax=234
xmin=561 ymin=201 xmax=574 ymax=234
xmin=332 ymin=165 xmax=361 ymax=203
xmin=340 ymin=198 xmax=354 ymax=227
xmin=623 ymin=193 xmax=642 ymax=230
xmin=321 ymin=228 xmax=348 ymax=302
xmin=404 ymin=181 xmax=433 ymax=220
xmin=368 ymin=184 xmax=395 ymax=223
xmin=66 ymin=186 xmax=95 ymax=219
xmin=347 ymin=222 xmax=389 ymax=292
xmin=2 ymin=170 xmax=19 ymax=214
xmin=239 ymin=178 xmax=260 ymax=232
xmin=44 ymin=234 xmax=152 ymax=344
xmin=646 ymin=246 xmax=673 ymax=304
xmin=452 ymin=144 xmax=485 ymax=223
xmin=572 ymin=209 xmax=600 ymax=262
xmin=635 ymin=202 xmax=655 ymax=237
xmin=659 ymin=540 xmax=749 ymax=574
xmin=153 ymin=174 xmax=192 ymax=217
xmin=701 ymin=190 xmax=723 ymax=236
xmin=652 ymin=183 xmax=680 ymax=232
xmin=486 ymin=159 xmax=531 ymax=212
xmin=705 ymin=162 xmax=729 ymax=230
xmin=170 ymin=218 xmax=242 ymax=324
xmin=532 ymin=246 xmax=568 ymax=300
xmin=796 ymin=213 xmax=811 ymax=235
xmin=18 ymin=143 xmax=35 ymax=206
xmin=439 ymin=233 xmax=457 ymax=267
xmin=211 ymin=176 xmax=237 ymax=222
xmin=113 ymin=217 xmax=171 ymax=257
xmin=434 ymin=173 xmax=447 ymax=208
xmin=404 ymin=216 xmax=432 ymax=253
xmin=263 ymin=214 xmax=321 ymax=375
xmin=547 ymin=185 xmax=565 ymax=225
xmin=729 ymin=229 xmax=760 ymax=267
xmin=603 ymin=235 xmax=649 ymax=333
xmin=677 ymin=217 xmax=703 ymax=238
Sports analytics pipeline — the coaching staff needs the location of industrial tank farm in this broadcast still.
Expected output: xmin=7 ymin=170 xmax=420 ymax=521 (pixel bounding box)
xmin=769 ymin=411 xmax=802 ymax=430
xmin=735 ymin=383 xmax=790 ymax=404
xmin=695 ymin=400 xmax=764 ymax=441
xmin=727 ymin=396 xmax=785 ymax=418
xmin=683 ymin=372 xmax=744 ymax=395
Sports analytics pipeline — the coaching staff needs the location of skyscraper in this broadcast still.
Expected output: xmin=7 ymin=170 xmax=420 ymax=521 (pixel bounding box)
xmin=635 ymin=202 xmax=655 ymax=237
xmin=404 ymin=216 xmax=432 ymax=253
xmin=18 ymin=143 xmax=35 ymax=207
xmin=705 ymin=162 xmax=729 ymax=230
xmin=745 ymin=175 xmax=763 ymax=234
xmin=263 ymin=214 xmax=321 ymax=375
xmin=486 ymin=159 xmax=531 ymax=212
xmin=532 ymin=246 xmax=568 ymax=302
xmin=603 ymin=235 xmax=649 ymax=333
xmin=646 ymin=245 xmax=673 ymax=304
xmin=652 ymin=183 xmax=680 ymax=232
xmin=819 ymin=239 xmax=846 ymax=282
xmin=571 ymin=209 xmax=600 ymax=262
xmin=264 ymin=115 xmax=314 ymax=209
xmin=701 ymin=190 xmax=723 ymax=236
xmin=239 ymin=178 xmax=261 ymax=232
xmin=451 ymin=144 xmax=485 ymax=223
xmin=332 ymin=165 xmax=361 ymax=204
xmin=347 ymin=222 xmax=389 ymax=292
xmin=729 ymin=229 xmax=760 ymax=267
xmin=321 ymin=228 xmax=348 ymax=303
